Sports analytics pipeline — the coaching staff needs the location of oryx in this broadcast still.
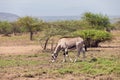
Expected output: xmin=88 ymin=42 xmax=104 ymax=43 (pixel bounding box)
xmin=52 ymin=37 xmax=86 ymax=62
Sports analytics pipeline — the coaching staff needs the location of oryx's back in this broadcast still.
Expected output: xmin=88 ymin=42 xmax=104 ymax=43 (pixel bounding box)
xmin=58 ymin=37 xmax=84 ymax=49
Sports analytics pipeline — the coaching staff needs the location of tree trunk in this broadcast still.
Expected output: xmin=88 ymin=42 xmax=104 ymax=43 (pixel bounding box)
xmin=30 ymin=31 xmax=33 ymax=40
xmin=43 ymin=37 xmax=49 ymax=50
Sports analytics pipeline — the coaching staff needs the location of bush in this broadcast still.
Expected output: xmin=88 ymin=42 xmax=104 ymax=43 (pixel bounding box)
xmin=82 ymin=12 xmax=111 ymax=31
xmin=72 ymin=29 xmax=112 ymax=47
xmin=0 ymin=21 xmax=13 ymax=36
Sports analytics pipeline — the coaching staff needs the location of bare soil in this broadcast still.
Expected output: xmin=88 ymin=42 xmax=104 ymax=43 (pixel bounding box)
xmin=0 ymin=30 xmax=120 ymax=80
xmin=0 ymin=45 xmax=41 ymax=54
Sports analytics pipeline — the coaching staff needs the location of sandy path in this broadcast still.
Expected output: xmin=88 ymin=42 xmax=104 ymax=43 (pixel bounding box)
xmin=0 ymin=45 xmax=42 ymax=55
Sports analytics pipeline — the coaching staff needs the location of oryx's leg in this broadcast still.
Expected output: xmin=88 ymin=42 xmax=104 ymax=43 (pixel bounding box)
xmin=68 ymin=55 xmax=73 ymax=62
xmin=62 ymin=49 xmax=68 ymax=62
xmin=65 ymin=48 xmax=73 ymax=62
xmin=74 ymin=44 xmax=81 ymax=62
xmin=65 ymin=51 xmax=73 ymax=62
xmin=82 ymin=46 xmax=86 ymax=61
xmin=63 ymin=51 xmax=67 ymax=62
xmin=62 ymin=48 xmax=73 ymax=62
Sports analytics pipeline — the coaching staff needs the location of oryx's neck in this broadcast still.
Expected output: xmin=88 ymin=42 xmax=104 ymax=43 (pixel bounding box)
xmin=54 ymin=44 xmax=61 ymax=54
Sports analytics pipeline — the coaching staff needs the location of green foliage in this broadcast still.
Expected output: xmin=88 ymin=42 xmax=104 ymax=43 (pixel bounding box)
xmin=72 ymin=29 xmax=111 ymax=41
xmin=43 ymin=23 xmax=64 ymax=38
xmin=72 ymin=29 xmax=112 ymax=47
xmin=82 ymin=12 xmax=111 ymax=30
xmin=17 ymin=16 xmax=42 ymax=32
xmin=42 ymin=20 xmax=90 ymax=38
xmin=53 ymin=20 xmax=79 ymax=31
xmin=10 ymin=21 xmax=22 ymax=34
xmin=0 ymin=21 xmax=12 ymax=36
xmin=51 ymin=20 xmax=87 ymax=34
xmin=17 ymin=16 xmax=43 ymax=40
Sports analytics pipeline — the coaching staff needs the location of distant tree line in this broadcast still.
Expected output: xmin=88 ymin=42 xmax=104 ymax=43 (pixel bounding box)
xmin=0 ymin=12 xmax=117 ymax=49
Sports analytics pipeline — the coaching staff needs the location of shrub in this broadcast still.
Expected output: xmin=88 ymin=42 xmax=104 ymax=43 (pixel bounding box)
xmin=82 ymin=12 xmax=111 ymax=31
xmin=72 ymin=29 xmax=112 ymax=47
xmin=0 ymin=21 xmax=12 ymax=36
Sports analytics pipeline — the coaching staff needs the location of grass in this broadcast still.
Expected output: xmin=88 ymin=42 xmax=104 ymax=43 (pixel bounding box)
xmin=0 ymin=30 xmax=120 ymax=80
xmin=0 ymin=52 xmax=120 ymax=79
xmin=0 ymin=53 xmax=50 ymax=68
xmin=0 ymin=58 xmax=39 ymax=67
xmin=53 ymin=58 xmax=120 ymax=76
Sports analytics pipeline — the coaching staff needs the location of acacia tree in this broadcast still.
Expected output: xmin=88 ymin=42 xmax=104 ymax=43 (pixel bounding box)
xmin=41 ymin=23 xmax=63 ymax=50
xmin=17 ymin=16 xmax=43 ymax=40
xmin=41 ymin=21 xmax=81 ymax=50
xmin=11 ymin=21 xmax=21 ymax=35
xmin=0 ymin=21 xmax=12 ymax=36
xmin=82 ymin=12 xmax=111 ymax=31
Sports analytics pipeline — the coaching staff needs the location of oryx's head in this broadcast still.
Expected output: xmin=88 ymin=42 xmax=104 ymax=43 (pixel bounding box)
xmin=51 ymin=52 xmax=58 ymax=62
xmin=51 ymin=44 xmax=61 ymax=62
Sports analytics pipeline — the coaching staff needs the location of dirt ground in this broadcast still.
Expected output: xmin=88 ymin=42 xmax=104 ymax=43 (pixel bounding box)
xmin=0 ymin=30 xmax=120 ymax=80
xmin=0 ymin=45 xmax=41 ymax=54
xmin=0 ymin=30 xmax=120 ymax=55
